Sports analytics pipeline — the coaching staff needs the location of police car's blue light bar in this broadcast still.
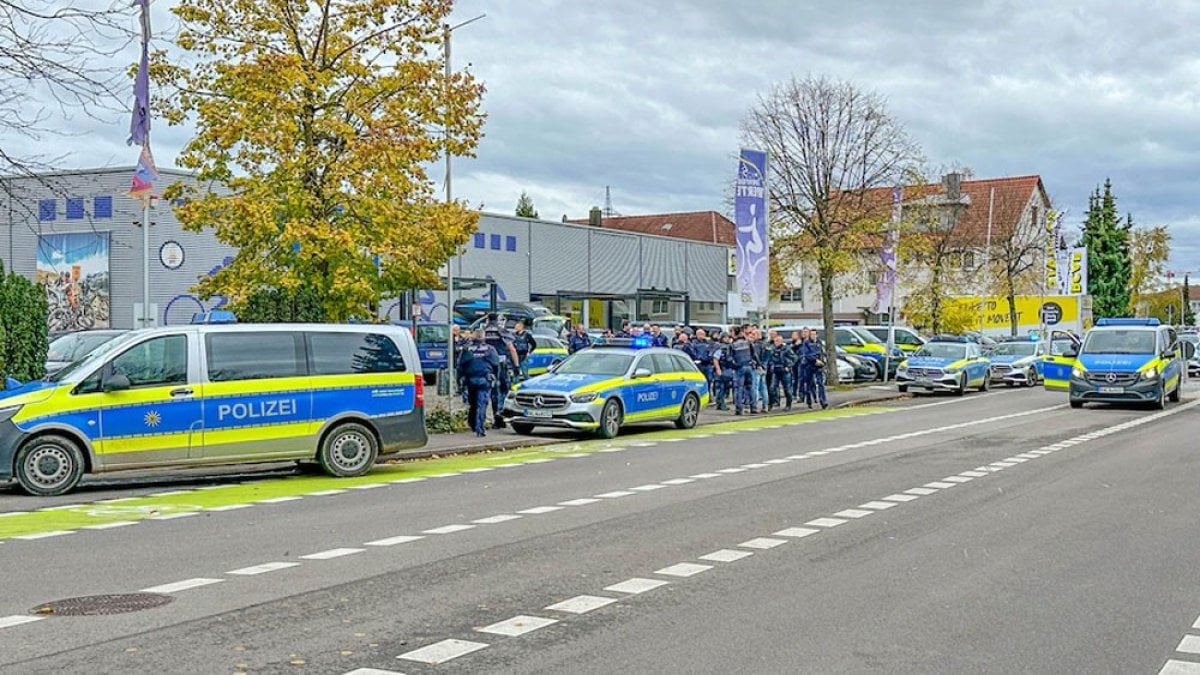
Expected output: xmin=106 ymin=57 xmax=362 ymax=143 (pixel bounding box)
xmin=928 ymin=334 xmax=970 ymax=343
xmin=593 ymin=337 xmax=653 ymax=349
xmin=1096 ymin=318 xmax=1160 ymax=327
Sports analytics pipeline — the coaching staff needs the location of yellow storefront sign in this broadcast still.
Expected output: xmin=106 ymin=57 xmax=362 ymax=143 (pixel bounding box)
xmin=950 ymin=295 xmax=1080 ymax=331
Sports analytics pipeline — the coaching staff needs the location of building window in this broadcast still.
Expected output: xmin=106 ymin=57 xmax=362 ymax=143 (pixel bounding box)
xmin=867 ymin=271 xmax=880 ymax=287
xmin=779 ymin=287 xmax=803 ymax=302
xmin=38 ymin=199 xmax=56 ymax=221
xmin=473 ymin=233 xmax=485 ymax=248
xmin=961 ymin=251 xmax=976 ymax=269
xmin=505 ymin=235 xmax=517 ymax=252
xmin=651 ymin=299 xmax=669 ymax=314
xmin=66 ymin=198 xmax=85 ymax=220
xmin=490 ymin=233 xmax=501 ymax=250
xmin=93 ymin=196 xmax=113 ymax=218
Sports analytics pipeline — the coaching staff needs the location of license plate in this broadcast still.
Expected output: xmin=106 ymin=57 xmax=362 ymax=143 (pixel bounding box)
xmin=916 ymin=378 xmax=932 ymax=386
xmin=526 ymin=409 xmax=553 ymax=418
xmin=1098 ymin=386 xmax=1124 ymax=394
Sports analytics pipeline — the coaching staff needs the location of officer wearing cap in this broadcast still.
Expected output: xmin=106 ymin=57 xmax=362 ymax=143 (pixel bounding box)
xmin=483 ymin=313 xmax=520 ymax=429
xmin=457 ymin=329 xmax=499 ymax=436
xmin=729 ymin=327 xmax=757 ymax=415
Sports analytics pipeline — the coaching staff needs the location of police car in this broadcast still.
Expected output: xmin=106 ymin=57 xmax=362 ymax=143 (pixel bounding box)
xmin=894 ymin=335 xmax=991 ymax=395
xmin=502 ymin=339 xmax=709 ymax=438
xmin=523 ymin=335 xmax=569 ymax=377
xmin=987 ymin=337 xmax=1047 ymax=387
xmin=1067 ymin=318 xmax=1192 ymax=409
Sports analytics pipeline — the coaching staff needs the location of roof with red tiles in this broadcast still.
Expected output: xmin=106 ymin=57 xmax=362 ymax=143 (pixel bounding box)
xmin=569 ymin=210 xmax=736 ymax=246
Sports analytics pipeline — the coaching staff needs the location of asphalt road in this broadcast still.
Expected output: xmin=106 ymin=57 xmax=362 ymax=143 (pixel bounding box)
xmin=3 ymin=385 xmax=1200 ymax=674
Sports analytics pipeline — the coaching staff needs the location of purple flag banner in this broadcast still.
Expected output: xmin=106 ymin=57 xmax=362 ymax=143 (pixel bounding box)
xmin=128 ymin=0 xmax=151 ymax=146
xmin=734 ymin=149 xmax=768 ymax=312
xmin=875 ymin=186 xmax=901 ymax=312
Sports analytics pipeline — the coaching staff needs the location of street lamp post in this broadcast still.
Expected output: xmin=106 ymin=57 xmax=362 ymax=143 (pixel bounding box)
xmin=442 ymin=13 xmax=485 ymax=414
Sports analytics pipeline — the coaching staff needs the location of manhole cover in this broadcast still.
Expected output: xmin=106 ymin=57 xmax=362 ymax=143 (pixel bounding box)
xmin=31 ymin=593 xmax=173 ymax=616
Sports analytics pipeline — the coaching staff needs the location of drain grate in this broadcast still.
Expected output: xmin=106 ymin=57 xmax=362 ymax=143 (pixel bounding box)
xmin=31 ymin=593 xmax=174 ymax=616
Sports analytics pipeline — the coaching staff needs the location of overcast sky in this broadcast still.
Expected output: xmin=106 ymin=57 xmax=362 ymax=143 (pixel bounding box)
xmin=16 ymin=0 xmax=1200 ymax=274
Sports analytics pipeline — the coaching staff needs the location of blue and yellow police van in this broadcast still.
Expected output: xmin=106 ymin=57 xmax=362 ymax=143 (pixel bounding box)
xmin=0 ymin=324 xmax=427 ymax=496
xmin=502 ymin=338 xmax=709 ymax=438
xmin=1066 ymin=318 xmax=1192 ymax=409
xmin=894 ymin=335 xmax=991 ymax=395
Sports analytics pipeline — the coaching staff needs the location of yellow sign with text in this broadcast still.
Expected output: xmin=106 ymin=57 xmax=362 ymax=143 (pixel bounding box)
xmin=950 ymin=295 xmax=1080 ymax=330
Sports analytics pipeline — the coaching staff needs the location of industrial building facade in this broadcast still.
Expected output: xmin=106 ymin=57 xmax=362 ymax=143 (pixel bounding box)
xmin=0 ymin=168 xmax=731 ymax=330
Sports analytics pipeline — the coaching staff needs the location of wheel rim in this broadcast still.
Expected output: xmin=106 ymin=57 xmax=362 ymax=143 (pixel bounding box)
xmin=682 ymin=396 xmax=698 ymax=427
xmin=24 ymin=444 xmax=73 ymax=490
xmin=603 ymin=403 xmax=620 ymax=435
xmin=330 ymin=430 xmax=373 ymax=472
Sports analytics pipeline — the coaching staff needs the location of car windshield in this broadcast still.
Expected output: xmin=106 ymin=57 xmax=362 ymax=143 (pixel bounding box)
xmin=1050 ymin=339 xmax=1076 ymax=356
xmin=534 ymin=317 xmax=565 ymax=334
xmin=46 ymin=331 xmax=142 ymax=382
xmin=990 ymin=342 xmax=1038 ymax=357
xmin=554 ymin=351 xmax=633 ymax=376
xmin=535 ymin=336 xmax=565 ymax=350
xmin=914 ymin=343 xmax=967 ymax=360
xmin=47 ymin=333 xmax=118 ymax=362
xmin=1180 ymin=334 xmax=1199 ymax=345
xmin=1081 ymin=329 xmax=1157 ymax=355
xmin=415 ymin=324 xmax=449 ymax=344
xmin=845 ymin=327 xmax=883 ymax=344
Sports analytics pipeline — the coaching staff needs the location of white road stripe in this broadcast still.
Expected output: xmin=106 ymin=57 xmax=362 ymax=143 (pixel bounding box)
xmin=228 ymin=562 xmax=300 ymax=575
xmin=806 ymin=517 xmax=847 ymax=528
xmin=882 ymin=493 xmax=919 ymax=502
xmin=518 ymin=506 xmax=563 ymax=515
xmin=423 ymin=524 xmax=475 ymax=535
xmin=141 ymin=578 xmax=224 ymax=594
xmin=629 ymin=485 xmax=666 ymax=492
xmin=925 ymin=482 xmax=956 ymax=489
xmin=661 ymin=478 xmax=695 ymax=485
xmin=390 ymin=477 xmax=427 ymax=483
xmin=149 ymin=512 xmax=197 ymax=521
xmin=149 ymin=490 xmax=191 ymax=497
xmin=525 ymin=458 xmax=556 ymax=463
xmin=258 ymin=496 xmax=303 ymax=504
xmin=941 ymin=476 xmax=974 ymax=483
xmin=365 ymin=535 xmax=423 ymax=547
xmin=1177 ymin=635 xmax=1200 ymax=654
xmin=306 ymin=489 xmax=347 ymax=496
xmin=344 ymin=668 xmax=405 ymax=675
xmin=206 ymin=504 xmax=252 ymax=512
xmin=1161 ymin=660 xmax=1200 ymax=675
xmin=689 ymin=473 xmax=722 ymax=479
xmin=741 ymin=463 xmax=771 ymax=469
xmin=493 ymin=463 xmax=524 ymax=468
xmin=596 ymin=491 xmax=636 ymax=499
xmin=476 ymin=614 xmax=558 ymax=637
xmin=398 ymin=638 xmax=488 ymax=665
xmin=558 ymin=498 xmax=601 ymax=506
xmin=905 ymin=487 xmax=938 ymax=496
xmin=834 ymin=509 xmax=873 ymax=519
xmin=545 ymin=595 xmax=618 ymax=614
xmin=764 ymin=459 xmax=791 ymax=464
xmin=699 ymin=549 xmax=753 ymax=563
xmin=461 ymin=467 xmax=494 ymax=473
xmin=738 ymin=537 xmax=788 ymax=549
xmin=15 ymin=530 xmax=74 ymax=540
xmin=300 ymin=548 xmax=365 ymax=560
xmin=83 ymin=521 xmax=138 ymax=530
xmin=473 ymin=514 xmax=522 ymax=524
xmin=655 ymin=562 xmax=713 ymax=577
xmin=605 ymin=578 xmax=669 ymax=594
xmin=717 ymin=468 xmax=747 ymax=474
xmin=859 ymin=501 xmax=898 ymax=510
xmin=959 ymin=471 xmax=989 ymax=477
xmin=0 ymin=615 xmax=43 ymax=629
xmin=349 ymin=483 xmax=386 ymax=490
xmin=774 ymin=527 xmax=819 ymax=538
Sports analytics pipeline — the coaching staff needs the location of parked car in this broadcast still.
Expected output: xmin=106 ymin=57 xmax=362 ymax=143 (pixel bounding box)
xmin=1182 ymin=333 xmax=1200 ymax=377
xmin=987 ymin=338 xmax=1047 ymax=387
xmin=860 ymin=325 xmax=927 ymax=354
xmin=407 ymin=321 xmax=451 ymax=385
xmin=895 ymin=336 xmax=992 ymax=395
xmin=44 ymin=330 xmax=128 ymax=376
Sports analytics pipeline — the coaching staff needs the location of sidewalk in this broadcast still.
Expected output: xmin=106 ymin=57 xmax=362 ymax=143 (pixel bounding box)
xmin=404 ymin=384 xmax=906 ymax=461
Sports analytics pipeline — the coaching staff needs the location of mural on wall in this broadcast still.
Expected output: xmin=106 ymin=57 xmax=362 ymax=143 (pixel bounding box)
xmin=36 ymin=232 xmax=112 ymax=333
xmin=163 ymin=256 xmax=232 ymax=325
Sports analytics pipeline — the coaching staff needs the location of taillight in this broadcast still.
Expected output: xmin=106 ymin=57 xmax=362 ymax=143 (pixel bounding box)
xmin=414 ymin=376 xmax=425 ymax=408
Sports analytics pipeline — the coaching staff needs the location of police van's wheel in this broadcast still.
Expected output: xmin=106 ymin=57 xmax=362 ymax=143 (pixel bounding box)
xmin=15 ymin=434 xmax=85 ymax=497
xmin=1069 ymin=398 xmax=1083 ymax=409
xmin=1153 ymin=386 xmax=1167 ymax=410
xmin=897 ymin=385 xmax=908 ymax=393
xmin=675 ymin=393 xmax=700 ymax=429
xmin=511 ymin=422 xmax=534 ymax=435
xmin=318 ymin=423 xmax=378 ymax=477
xmin=1169 ymin=380 xmax=1182 ymax=403
xmin=597 ymin=400 xmax=622 ymax=439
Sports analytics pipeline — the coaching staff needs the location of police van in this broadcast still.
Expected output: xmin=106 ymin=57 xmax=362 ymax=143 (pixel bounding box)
xmin=0 ymin=324 xmax=427 ymax=496
xmin=1066 ymin=318 xmax=1192 ymax=409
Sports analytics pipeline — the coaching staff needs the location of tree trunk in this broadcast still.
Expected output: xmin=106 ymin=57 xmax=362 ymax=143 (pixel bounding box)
xmin=1006 ymin=270 xmax=1018 ymax=337
xmin=820 ymin=264 xmax=837 ymax=382
xmin=930 ymin=264 xmax=942 ymax=335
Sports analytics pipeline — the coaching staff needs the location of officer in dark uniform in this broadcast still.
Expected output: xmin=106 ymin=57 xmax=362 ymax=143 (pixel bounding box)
xmin=615 ymin=320 xmax=632 ymax=338
xmin=764 ymin=333 xmax=796 ymax=411
xmin=713 ymin=333 xmax=735 ymax=411
xmin=789 ymin=330 xmax=806 ymax=401
xmin=690 ymin=329 xmax=715 ymax=399
xmin=729 ymin=328 xmax=757 ymax=415
xmin=648 ymin=324 xmax=669 ymax=348
xmin=483 ymin=313 xmax=520 ymax=428
xmin=799 ymin=331 xmax=829 ymax=409
xmin=568 ymin=324 xmax=591 ymax=353
xmin=512 ymin=320 xmax=536 ymax=382
xmin=457 ymin=329 xmax=499 ymax=436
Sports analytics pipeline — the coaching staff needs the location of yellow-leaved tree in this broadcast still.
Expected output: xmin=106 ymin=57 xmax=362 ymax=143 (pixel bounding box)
xmin=155 ymin=0 xmax=485 ymax=320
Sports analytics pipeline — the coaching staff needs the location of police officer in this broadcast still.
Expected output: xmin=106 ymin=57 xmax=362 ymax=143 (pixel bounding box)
xmin=483 ymin=313 xmax=520 ymax=428
xmin=457 ymin=329 xmax=499 ymax=436
xmin=616 ymin=320 xmax=632 ymax=338
xmin=713 ymin=333 xmax=735 ymax=411
xmin=568 ymin=324 xmax=591 ymax=353
xmin=799 ymin=330 xmax=829 ymax=409
xmin=789 ymin=330 xmax=806 ymax=401
xmin=729 ymin=327 xmax=757 ymax=415
xmin=648 ymin=323 xmax=669 ymax=348
xmin=691 ymin=328 xmax=715 ymax=398
xmin=672 ymin=331 xmax=691 ymax=355
xmin=764 ymin=332 xmax=796 ymax=411
xmin=512 ymin=320 xmax=536 ymax=381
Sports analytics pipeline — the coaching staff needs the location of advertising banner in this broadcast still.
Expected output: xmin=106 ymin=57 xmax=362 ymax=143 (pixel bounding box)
xmin=950 ymin=295 xmax=1081 ymax=333
xmin=734 ymin=148 xmax=768 ymax=312
xmin=36 ymin=232 xmax=111 ymax=333
xmin=1044 ymin=210 xmax=1065 ymax=294
xmin=875 ymin=186 xmax=901 ymax=312
xmin=1067 ymin=246 xmax=1088 ymax=295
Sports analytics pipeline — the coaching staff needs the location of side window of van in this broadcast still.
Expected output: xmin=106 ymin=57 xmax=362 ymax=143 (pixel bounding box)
xmin=207 ymin=332 xmax=306 ymax=382
xmin=308 ymin=332 xmax=407 ymax=375
xmin=82 ymin=335 xmax=188 ymax=392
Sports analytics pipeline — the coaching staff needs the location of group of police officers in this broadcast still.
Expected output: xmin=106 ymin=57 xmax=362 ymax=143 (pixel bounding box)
xmin=456 ymin=314 xmax=831 ymax=437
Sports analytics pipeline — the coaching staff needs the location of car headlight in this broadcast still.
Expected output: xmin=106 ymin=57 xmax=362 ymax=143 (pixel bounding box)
xmin=945 ymin=367 xmax=960 ymax=374
xmin=1142 ymin=367 xmax=1158 ymax=381
xmin=570 ymin=392 xmax=598 ymax=403
xmin=0 ymin=405 xmax=20 ymax=423
xmin=1071 ymin=367 xmax=1085 ymax=378
xmin=896 ymin=364 xmax=908 ymax=374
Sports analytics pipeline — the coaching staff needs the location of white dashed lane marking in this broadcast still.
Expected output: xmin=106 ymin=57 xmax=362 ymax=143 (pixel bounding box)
xmin=206 ymin=504 xmax=252 ymax=512
xmin=1178 ymin=635 xmax=1200 ymax=654
xmin=15 ymin=530 xmax=74 ymax=540
xmin=595 ymin=491 xmax=636 ymax=499
xmin=699 ymin=549 xmax=754 ymax=563
xmin=476 ymin=614 xmax=558 ymax=637
xmin=558 ymin=498 xmax=601 ymax=506
xmin=629 ymin=485 xmax=666 ymax=492
xmin=604 ymin=578 xmax=669 ymax=594
xmin=545 ymin=595 xmax=618 ymax=614
xmin=423 ymin=524 xmax=475 ymax=535
xmin=661 ymin=478 xmax=695 ymax=485
xmin=690 ymin=473 xmax=722 ymax=479
xmin=83 ymin=521 xmax=138 ymax=530
xmin=0 ymin=615 xmax=43 ymax=629
xmin=364 ymin=535 xmax=423 ymax=547
xmin=473 ymin=514 xmax=522 ymax=524
xmin=397 ymin=638 xmax=488 ymax=665
xmin=300 ymin=548 xmax=365 ymax=560
xmin=738 ymin=537 xmax=787 ymax=550
xmin=859 ymin=501 xmax=897 ymax=511
xmin=905 ymin=487 xmax=938 ymax=496
xmin=941 ymin=476 xmax=973 ymax=484
xmin=343 ymin=668 xmax=404 ymax=675
xmin=774 ymin=527 xmax=819 ymax=538
xmin=654 ymin=562 xmax=713 ymax=578
xmin=833 ymin=509 xmax=873 ymax=519
xmin=259 ymin=496 xmax=304 ymax=503
xmin=517 ymin=506 xmax=562 ymax=515
xmin=141 ymin=578 xmax=224 ymax=594
xmin=227 ymin=562 xmax=300 ymax=576
xmin=1161 ymin=661 xmax=1200 ymax=675
xmin=924 ymin=482 xmax=956 ymax=489
xmin=882 ymin=493 xmax=919 ymax=503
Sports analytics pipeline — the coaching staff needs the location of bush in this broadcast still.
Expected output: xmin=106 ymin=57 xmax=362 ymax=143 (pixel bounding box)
xmin=424 ymin=405 xmax=469 ymax=434
xmin=0 ymin=261 xmax=49 ymax=382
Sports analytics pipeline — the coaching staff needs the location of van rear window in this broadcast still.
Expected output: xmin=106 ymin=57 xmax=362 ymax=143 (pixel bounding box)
xmin=308 ymin=332 xmax=407 ymax=375
xmin=206 ymin=332 xmax=306 ymax=382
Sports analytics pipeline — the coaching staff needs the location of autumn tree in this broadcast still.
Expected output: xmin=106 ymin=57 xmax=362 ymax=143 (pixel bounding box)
xmin=982 ymin=188 xmax=1045 ymax=336
xmin=743 ymin=76 xmax=918 ymax=378
xmin=1126 ymin=224 xmax=1170 ymax=313
xmin=1185 ymin=274 xmax=1196 ymax=326
xmin=896 ymin=172 xmax=972 ymax=335
xmin=157 ymin=0 xmax=485 ymax=320
xmin=515 ymin=191 xmax=538 ymax=219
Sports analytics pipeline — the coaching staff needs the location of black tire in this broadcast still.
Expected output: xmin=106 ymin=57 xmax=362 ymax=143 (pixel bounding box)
xmin=897 ymin=384 xmax=908 ymax=393
xmin=423 ymin=372 xmax=437 ymax=386
xmin=318 ymin=422 xmax=378 ymax=477
xmin=978 ymin=375 xmax=989 ymax=392
xmin=1152 ymin=385 xmax=1167 ymax=410
xmin=597 ymin=399 xmax=622 ymax=439
xmin=1169 ymin=380 xmax=1182 ymax=403
xmin=1005 ymin=382 xmax=1014 ymax=388
xmin=1069 ymin=398 xmax=1083 ymax=409
xmin=15 ymin=434 xmax=85 ymax=497
xmin=954 ymin=374 xmax=966 ymax=396
xmin=511 ymin=422 xmax=534 ymax=435
xmin=675 ymin=393 xmax=700 ymax=429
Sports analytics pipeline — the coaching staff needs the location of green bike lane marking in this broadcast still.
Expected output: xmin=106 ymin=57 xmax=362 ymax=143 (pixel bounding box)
xmin=0 ymin=406 xmax=881 ymax=540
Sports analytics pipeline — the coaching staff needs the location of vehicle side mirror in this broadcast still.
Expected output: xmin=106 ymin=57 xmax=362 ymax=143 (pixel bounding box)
xmin=632 ymin=367 xmax=652 ymax=379
xmin=102 ymin=372 xmax=131 ymax=392
xmin=1063 ymin=348 xmax=1078 ymax=358
xmin=1183 ymin=342 xmax=1197 ymax=360
xmin=547 ymin=361 xmax=561 ymax=373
